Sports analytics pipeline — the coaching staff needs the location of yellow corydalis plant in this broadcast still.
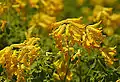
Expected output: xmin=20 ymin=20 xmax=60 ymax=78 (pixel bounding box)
xmin=0 ymin=37 xmax=40 ymax=82
xmin=0 ymin=2 xmax=7 ymax=16
xmin=15 ymin=0 xmax=27 ymax=8
xmin=40 ymin=0 xmax=63 ymax=16
xmin=53 ymin=48 xmax=81 ymax=81
xmin=100 ymin=46 xmax=117 ymax=65
xmin=26 ymin=0 xmax=63 ymax=38
xmin=11 ymin=0 xmax=27 ymax=14
xmin=13 ymin=0 xmax=39 ymax=9
xmin=53 ymin=59 xmax=73 ymax=81
xmin=90 ymin=5 xmax=120 ymax=36
xmin=51 ymin=17 xmax=104 ymax=50
xmin=51 ymin=17 xmax=116 ymax=66
xmin=29 ymin=12 xmax=56 ymax=29
xmin=0 ymin=20 xmax=7 ymax=31
xmin=50 ymin=17 xmax=105 ymax=81
xmin=26 ymin=12 xmax=56 ymax=38
xmin=91 ymin=5 xmax=112 ymax=22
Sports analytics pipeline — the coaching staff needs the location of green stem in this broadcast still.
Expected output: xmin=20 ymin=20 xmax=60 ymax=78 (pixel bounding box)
xmin=86 ymin=59 xmax=96 ymax=77
xmin=97 ymin=59 xmax=106 ymax=71
xmin=63 ymin=38 xmax=71 ymax=82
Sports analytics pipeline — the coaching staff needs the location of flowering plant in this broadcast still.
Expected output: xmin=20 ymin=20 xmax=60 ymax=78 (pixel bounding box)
xmin=0 ymin=0 xmax=120 ymax=82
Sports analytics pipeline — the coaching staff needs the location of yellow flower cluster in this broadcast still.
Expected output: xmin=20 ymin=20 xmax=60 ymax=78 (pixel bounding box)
xmin=100 ymin=46 xmax=117 ymax=65
xmin=89 ymin=5 xmax=120 ymax=36
xmin=51 ymin=17 xmax=116 ymax=68
xmin=0 ymin=2 xmax=7 ymax=16
xmin=53 ymin=60 xmax=73 ymax=81
xmin=40 ymin=0 xmax=63 ymax=16
xmin=27 ymin=0 xmax=63 ymax=38
xmin=26 ymin=12 xmax=56 ymax=38
xmin=50 ymin=18 xmax=103 ymax=81
xmin=29 ymin=12 xmax=56 ymax=30
xmin=0 ymin=37 xmax=40 ymax=82
xmin=12 ymin=0 xmax=39 ymax=10
xmin=14 ymin=0 xmax=27 ymax=8
xmin=51 ymin=18 xmax=104 ymax=50
xmin=0 ymin=0 xmax=28 ymax=22
xmin=53 ymin=47 xmax=81 ymax=81
xmin=0 ymin=20 xmax=7 ymax=31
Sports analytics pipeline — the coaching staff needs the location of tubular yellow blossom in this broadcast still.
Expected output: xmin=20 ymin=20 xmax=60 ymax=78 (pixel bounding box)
xmin=51 ymin=18 xmax=104 ymax=50
xmin=53 ymin=59 xmax=72 ymax=81
xmin=0 ymin=2 xmax=7 ymax=16
xmin=53 ymin=73 xmax=61 ymax=80
xmin=0 ymin=37 xmax=40 ymax=82
xmin=100 ymin=46 xmax=116 ymax=65
xmin=40 ymin=0 xmax=63 ymax=16
xmin=29 ymin=12 xmax=56 ymax=28
xmin=90 ymin=5 xmax=120 ymax=35
xmin=57 ymin=25 xmax=66 ymax=35
xmin=65 ymin=24 xmax=70 ymax=36
xmin=50 ymin=16 xmax=117 ymax=82
xmin=0 ymin=20 xmax=7 ymax=31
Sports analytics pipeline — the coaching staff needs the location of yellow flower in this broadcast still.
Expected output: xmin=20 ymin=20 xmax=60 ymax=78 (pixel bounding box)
xmin=90 ymin=5 xmax=120 ymax=35
xmin=30 ymin=12 xmax=56 ymax=28
xmin=15 ymin=0 xmax=26 ymax=8
xmin=51 ymin=18 xmax=104 ymax=50
xmin=0 ymin=37 xmax=40 ymax=82
xmin=0 ymin=2 xmax=7 ymax=15
xmin=53 ymin=72 xmax=60 ymax=80
xmin=40 ymin=0 xmax=63 ymax=16
xmin=0 ymin=20 xmax=7 ymax=31
xmin=71 ymin=49 xmax=81 ymax=64
xmin=116 ymin=79 xmax=120 ymax=82
xmin=83 ymin=21 xmax=104 ymax=48
xmin=100 ymin=46 xmax=116 ymax=65
xmin=67 ymin=71 xmax=73 ymax=81
xmin=54 ymin=59 xmax=72 ymax=81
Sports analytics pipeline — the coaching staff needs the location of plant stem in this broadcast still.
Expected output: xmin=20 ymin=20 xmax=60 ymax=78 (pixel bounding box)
xmin=63 ymin=38 xmax=71 ymax=82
